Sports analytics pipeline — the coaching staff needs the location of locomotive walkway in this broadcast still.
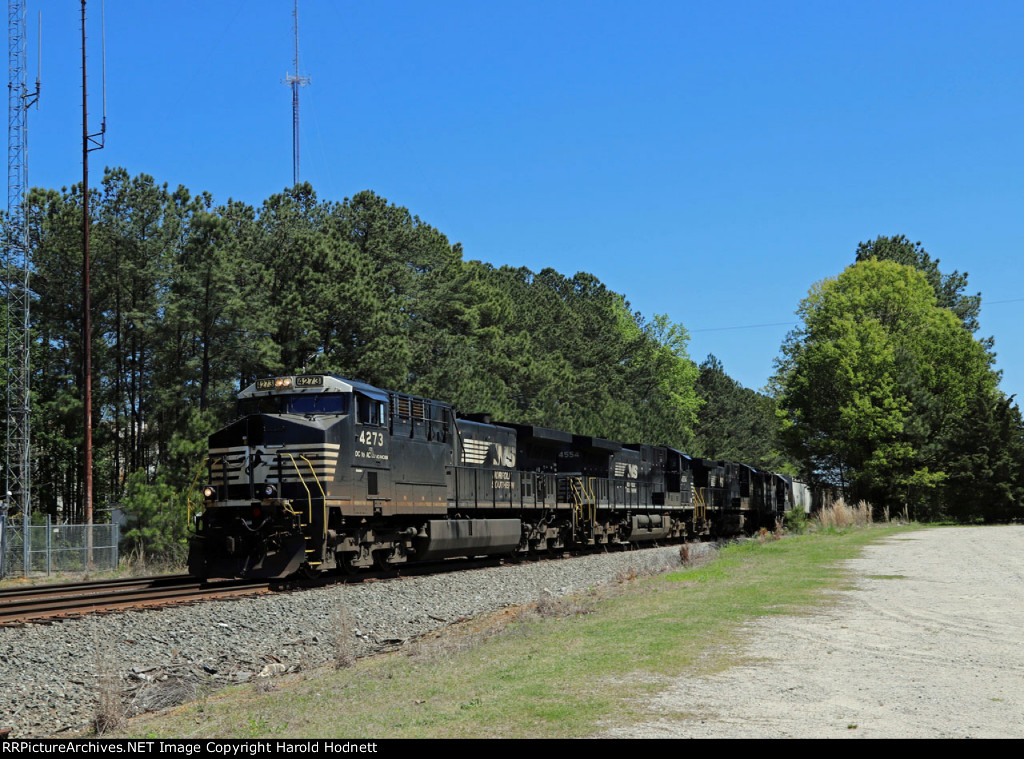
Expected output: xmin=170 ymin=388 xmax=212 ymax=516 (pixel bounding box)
xmin=605 ymin=525 xmax=1024 ymax=739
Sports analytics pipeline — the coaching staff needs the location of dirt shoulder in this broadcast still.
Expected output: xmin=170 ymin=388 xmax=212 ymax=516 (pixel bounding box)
xmin=605 ymin=525 xmax=1024 ymax=739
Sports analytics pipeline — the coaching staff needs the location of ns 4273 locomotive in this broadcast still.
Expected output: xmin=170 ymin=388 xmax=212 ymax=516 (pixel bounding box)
xmin=187 ymin=374 xmax=799 ymax=579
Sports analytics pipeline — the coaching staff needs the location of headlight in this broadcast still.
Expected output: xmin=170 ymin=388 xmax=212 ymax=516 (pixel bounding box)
xmin=262 ymin=484 xmax=277 ymax=498
xmin=275 ymin=377 xmax=292 ymax=388
xmin=202 ymin=485 xmax=216 ymax=499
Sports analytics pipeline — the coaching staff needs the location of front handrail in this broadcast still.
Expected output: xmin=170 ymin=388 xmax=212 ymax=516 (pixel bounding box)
xmin=283 ymin=453 xmax=313 ymax=524
xmin=300 ymin=454 xmax=328 ymax=545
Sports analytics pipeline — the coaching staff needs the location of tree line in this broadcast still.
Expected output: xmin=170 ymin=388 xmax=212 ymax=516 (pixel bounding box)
xmin=773 ymin=236 xmax=1024 ymax=522
xmin=3 ymin=172 xmax=1021 ymax=558
xmin=6 ymin=169 xmax=730 ymax=554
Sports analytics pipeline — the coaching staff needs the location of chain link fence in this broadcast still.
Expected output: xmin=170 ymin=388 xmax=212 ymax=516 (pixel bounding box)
xmin=0 ymin=514 xmax=119 ymax=577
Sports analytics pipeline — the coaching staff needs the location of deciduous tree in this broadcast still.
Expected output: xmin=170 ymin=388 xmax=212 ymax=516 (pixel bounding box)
xmin=774 ymin=259 xmax=997 ymax=517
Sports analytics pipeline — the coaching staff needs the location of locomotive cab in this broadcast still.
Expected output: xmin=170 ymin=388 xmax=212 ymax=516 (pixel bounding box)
xmin=189 ymin=375 xmax=376 ymax=578
xmin=189 ymin=374 xmax=463 ymax=579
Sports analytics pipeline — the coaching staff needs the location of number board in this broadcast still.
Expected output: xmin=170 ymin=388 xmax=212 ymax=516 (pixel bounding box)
xmin=254 ymin=375 xmax=324 ymax=391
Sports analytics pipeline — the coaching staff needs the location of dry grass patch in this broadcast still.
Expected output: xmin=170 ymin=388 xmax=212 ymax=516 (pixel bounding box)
xmin=92 ymin=639 xmax=126 ymax=735
xmin=331 ymin=597 xmax=356 ymax=670
xmin=815 ymin=498 xmax=874 ymax=530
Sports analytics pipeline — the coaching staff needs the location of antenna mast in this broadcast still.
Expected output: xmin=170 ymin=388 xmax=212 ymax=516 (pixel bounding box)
xmin=81 ymin=0 xmax=105 ymax=530
xmin=6 ymin=0 xmax=40 ymax=571
xmin=284 ymin=0 xmax=309 ymax=185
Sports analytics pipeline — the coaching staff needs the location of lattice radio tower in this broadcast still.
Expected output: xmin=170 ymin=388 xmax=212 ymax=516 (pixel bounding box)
xmin=5 ymin=0 xmax=39 ymax=534
xmin=284 ymin=0 xmax=309 ymax=185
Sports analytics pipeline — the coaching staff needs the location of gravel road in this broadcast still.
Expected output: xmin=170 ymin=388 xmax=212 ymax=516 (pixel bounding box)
xmin=605 ymin=525 xmax=1024 ymax=739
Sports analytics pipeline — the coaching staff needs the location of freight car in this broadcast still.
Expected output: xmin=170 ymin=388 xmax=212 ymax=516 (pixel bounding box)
xmin=187 ymin=374 xmax=799 ymax=579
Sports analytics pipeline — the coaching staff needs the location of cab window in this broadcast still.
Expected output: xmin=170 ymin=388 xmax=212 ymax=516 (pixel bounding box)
xmin=287 ymin=393 xmax=349 ymax=415
xmin=357 ymin=395 xmax=387 ymax=426
xmin=240 ymin=393 xmax=349 ymax=416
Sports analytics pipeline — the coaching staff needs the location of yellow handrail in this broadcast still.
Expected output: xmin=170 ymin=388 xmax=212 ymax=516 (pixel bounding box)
xmin=568 ymin=477 xmax=583 ymax=531
xmin=283 ymin=452 xmax=321 ymax=565
xmin=283 ymin=453 xmax=313 ymax=524
xmin=300 ymin=454 xmax=328 ymax=545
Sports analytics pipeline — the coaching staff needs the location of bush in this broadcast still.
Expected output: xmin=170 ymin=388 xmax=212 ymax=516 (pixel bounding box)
xmin=785 ymin=506 xmax=811 ymax=534
xmin=119 ymin=469 xmax=190 ymax=565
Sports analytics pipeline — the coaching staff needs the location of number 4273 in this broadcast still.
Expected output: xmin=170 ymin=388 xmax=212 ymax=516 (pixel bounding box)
xmin=359 ymin=430 xmax=384 ymax=447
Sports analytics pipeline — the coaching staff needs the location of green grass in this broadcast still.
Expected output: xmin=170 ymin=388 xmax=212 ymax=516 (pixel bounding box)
xmin=119 ymin=524 xmax=918 ymax=739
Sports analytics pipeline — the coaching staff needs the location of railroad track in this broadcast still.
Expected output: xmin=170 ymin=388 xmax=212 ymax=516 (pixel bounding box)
xmin=0 ymin=558 xmax=497 ymax=626
xmin=0 ymin=540 xmax=692 ymax=626
xmin=0 ymin=574 xmax=272 ymax=625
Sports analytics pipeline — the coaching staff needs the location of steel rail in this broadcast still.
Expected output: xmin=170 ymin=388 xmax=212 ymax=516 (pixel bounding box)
xmin=0 ymin=576 xmax=270 ymax=625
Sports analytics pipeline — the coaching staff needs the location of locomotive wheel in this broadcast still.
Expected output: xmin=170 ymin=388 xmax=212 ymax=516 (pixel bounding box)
xmin=297 ymin=564 xmax=322 ymax=580
xmin=546 ymin=540 xmax=565 ymax=558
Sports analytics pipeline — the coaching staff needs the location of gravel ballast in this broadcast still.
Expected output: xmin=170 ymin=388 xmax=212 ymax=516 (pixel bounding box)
xmin=0 ymin=544 xmax=704 ymax=738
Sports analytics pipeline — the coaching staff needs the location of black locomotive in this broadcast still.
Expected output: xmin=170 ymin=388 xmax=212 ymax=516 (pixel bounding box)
xmin=187 ymin=374 xmax=803 ymax=579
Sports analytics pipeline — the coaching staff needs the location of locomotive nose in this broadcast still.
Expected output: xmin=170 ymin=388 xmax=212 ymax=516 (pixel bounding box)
xmin=207 ymin=413 xmax=337 ymax=505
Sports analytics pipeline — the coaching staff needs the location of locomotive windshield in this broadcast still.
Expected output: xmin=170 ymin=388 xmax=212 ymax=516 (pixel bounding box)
xmin=238 ymin=392 xmax=351 ymax=417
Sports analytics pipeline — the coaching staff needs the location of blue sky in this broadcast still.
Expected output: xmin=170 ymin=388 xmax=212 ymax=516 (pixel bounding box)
xmin=25 ymin=0 xmax=1024 ymax=403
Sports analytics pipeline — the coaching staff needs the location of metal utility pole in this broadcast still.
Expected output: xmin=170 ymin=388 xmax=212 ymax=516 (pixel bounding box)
xmin=81 ymin=0 xmax=104 ymax=532
xmin=284 ymin=0 xmax=309 ymax=185
xmin=7 ymin=0 xmax=40 ymax=573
